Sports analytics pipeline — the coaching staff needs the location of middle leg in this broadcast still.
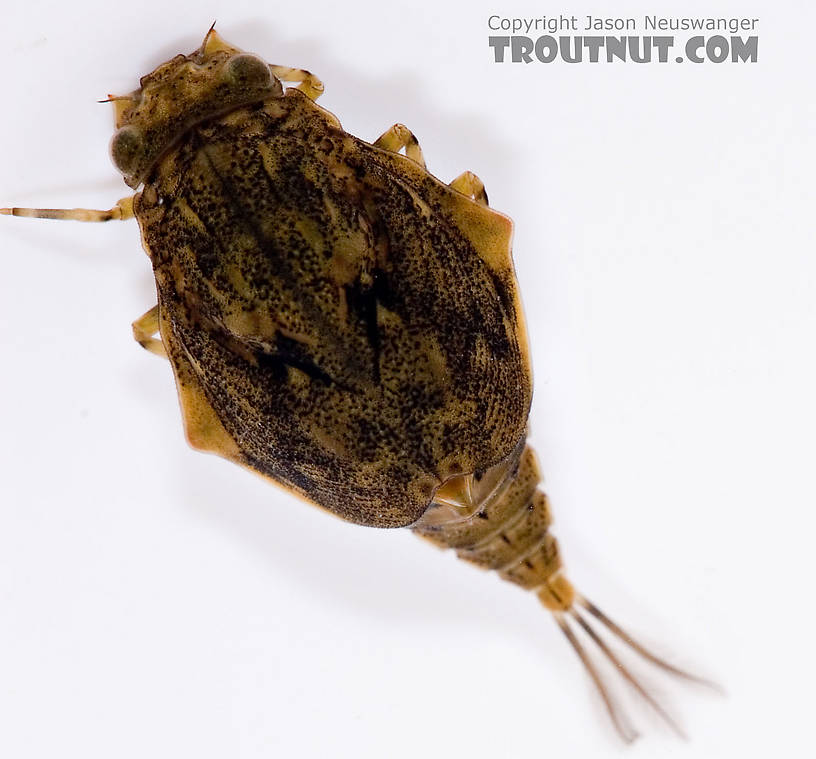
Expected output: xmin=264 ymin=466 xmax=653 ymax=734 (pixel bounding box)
xmin=373 ymin=124 xmax=426 ymax=169
xmin=132 ymin=305 xmax=167 ymax=359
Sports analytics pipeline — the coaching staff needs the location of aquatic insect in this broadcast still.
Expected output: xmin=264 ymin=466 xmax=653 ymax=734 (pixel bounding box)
xmin=2 ymin=27 xmax=711 ymax=740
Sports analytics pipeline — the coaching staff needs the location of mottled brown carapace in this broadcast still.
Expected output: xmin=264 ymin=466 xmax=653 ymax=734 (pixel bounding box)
xmin=137 ymin=87 xmax=532 ymax=528
xmin=1 ymin=27 xmax=714 ymax=741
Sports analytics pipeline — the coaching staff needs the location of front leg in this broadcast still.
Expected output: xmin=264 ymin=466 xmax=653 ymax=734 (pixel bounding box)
xmin=269 ymin=65 xmax=324 ymax=100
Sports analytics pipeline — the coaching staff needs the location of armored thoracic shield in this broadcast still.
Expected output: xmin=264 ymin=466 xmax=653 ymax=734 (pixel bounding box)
xmin=135 ymin=91 xmax=532 ymax=527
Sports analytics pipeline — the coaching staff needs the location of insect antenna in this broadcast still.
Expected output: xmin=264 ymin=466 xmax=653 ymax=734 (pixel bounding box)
xmin=1 ymin=197 xmax=134 ymax=223
xmin=97 ymin=95 xmax=134 ymax=104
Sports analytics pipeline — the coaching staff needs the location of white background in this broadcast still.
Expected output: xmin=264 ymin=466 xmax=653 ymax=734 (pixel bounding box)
xmin=0 ymin=1 xmax=813 ymax=757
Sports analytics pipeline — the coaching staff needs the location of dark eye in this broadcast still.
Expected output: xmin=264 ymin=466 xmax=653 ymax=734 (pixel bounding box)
xmin=110 ymin=126 xmax=143 ymax=175
xmin=223 ymin=54 xmax=272 ymax=88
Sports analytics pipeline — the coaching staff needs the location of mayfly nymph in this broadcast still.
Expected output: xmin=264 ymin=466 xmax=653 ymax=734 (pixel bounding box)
xmin=2 ymin=26 xmax=714 ymax=740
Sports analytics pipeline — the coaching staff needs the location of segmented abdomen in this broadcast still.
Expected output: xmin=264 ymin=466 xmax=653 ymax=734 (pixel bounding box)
xmin=412 ymin=440 xmax=565 ymax=592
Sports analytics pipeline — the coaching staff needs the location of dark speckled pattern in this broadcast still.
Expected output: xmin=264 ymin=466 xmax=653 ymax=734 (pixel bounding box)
xmin=134 ymin=89 xmax=532 ymax=527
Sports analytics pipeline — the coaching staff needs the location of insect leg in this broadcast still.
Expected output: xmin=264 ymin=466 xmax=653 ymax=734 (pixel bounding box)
xmin=132 ymin=305 xmax=167 ymax=359
xmin=449 ymin=171 xmax=489 ymax=207
xmin=268 ymin=66 xmax=324 ymax=100
xmin=373 ymin=124 xmax=426 ymax=168
xmin=0 ymin=196 xmax=135 ymax=222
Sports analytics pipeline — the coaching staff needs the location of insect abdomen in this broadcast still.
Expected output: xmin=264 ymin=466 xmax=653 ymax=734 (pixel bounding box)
xmin=413 ymin=441 xmax=569 ymax=598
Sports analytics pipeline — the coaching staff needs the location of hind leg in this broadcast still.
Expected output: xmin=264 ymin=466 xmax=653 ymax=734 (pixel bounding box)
xmin=450 ymin=171 xmax=489 ymax=206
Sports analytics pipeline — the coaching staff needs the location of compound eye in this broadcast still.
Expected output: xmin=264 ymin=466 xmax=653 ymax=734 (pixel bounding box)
xmin=223 ymin=54 xmax=273 ymax=89
xmin=110 ymin=126 xmax=143 ymax=176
